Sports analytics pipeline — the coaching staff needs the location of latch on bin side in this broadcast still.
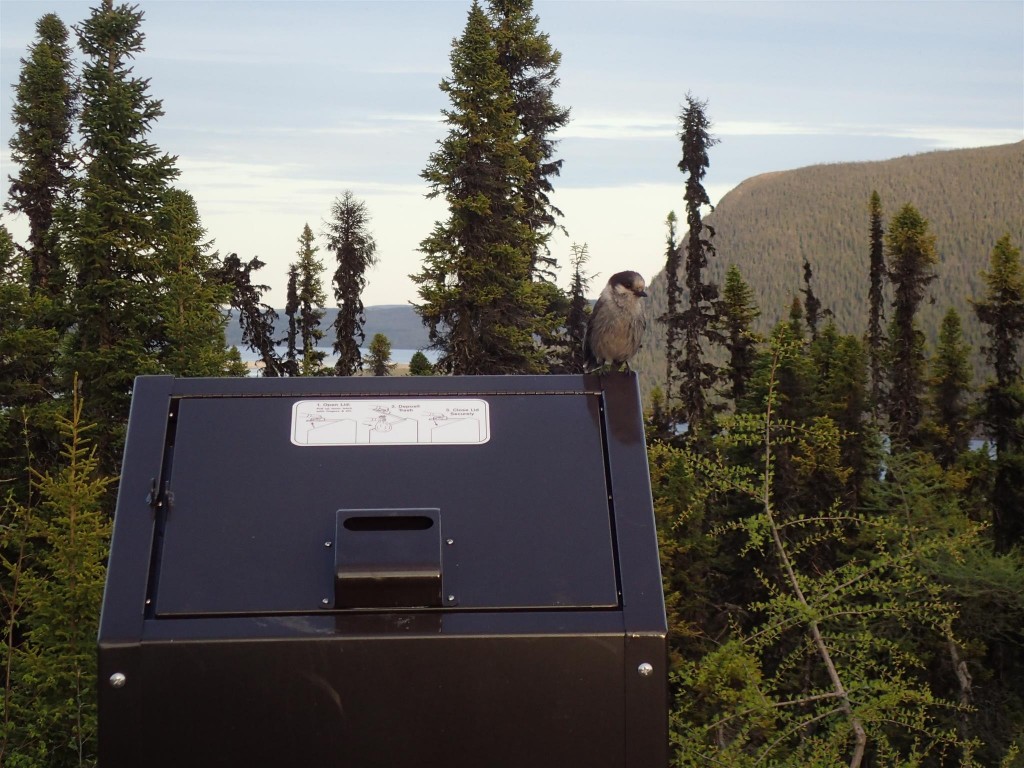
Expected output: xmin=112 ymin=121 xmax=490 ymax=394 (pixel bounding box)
xmin=334 ymin=509 xmax=443 ymax=609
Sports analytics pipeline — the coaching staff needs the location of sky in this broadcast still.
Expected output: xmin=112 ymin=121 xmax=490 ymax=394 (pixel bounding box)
xmin=1 ymin=0 xmax=1022 ymax=308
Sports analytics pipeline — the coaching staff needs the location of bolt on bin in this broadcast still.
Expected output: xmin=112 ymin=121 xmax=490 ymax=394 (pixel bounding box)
xmin=98 ymin=373 xmax=667 ymax=767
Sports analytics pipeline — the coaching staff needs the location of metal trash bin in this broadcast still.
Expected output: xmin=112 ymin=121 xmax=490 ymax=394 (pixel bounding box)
xmin=98 ymin=373 xmax=667 ymax=767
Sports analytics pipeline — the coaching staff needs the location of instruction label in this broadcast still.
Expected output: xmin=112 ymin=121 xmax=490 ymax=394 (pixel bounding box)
xmin=290 ymin=399 xmax=490 ymax=446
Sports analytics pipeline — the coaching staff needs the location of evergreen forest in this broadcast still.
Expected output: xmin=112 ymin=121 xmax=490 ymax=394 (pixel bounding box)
xmin=1 ymin=2 xmax=1022 ymax=766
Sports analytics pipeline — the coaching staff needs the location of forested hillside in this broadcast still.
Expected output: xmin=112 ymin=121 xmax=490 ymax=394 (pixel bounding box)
xmin=637 ymin=141 xmax=1024 ymax=397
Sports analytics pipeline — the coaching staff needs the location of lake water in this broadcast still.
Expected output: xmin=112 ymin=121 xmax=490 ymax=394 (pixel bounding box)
xmin=239 ymin=347 xmax=439 ymax=367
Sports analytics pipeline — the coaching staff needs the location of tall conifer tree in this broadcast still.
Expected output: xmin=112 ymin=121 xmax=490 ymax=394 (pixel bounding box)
xmin=487 ymin=0 xmax=569 ymax=278
xmin=1 ymin=12 xmax=76 ymax=487
xmin=324 ymin=191 xmax=377 ymax=376
xmin=67 ymin=0 xmax=178 ymax=464
xmin=558 ymin=242 xmax=592 ymax=373
xmin=294 ymin=223 xmax=327 ymax=375
xmin=283 ymin=263 xmax=300 ymax=375
xmin=0 ymin=225 xmax=62 ymax=494
xmin=673 ymin=94 xmax=721 ymax=430
xmin=5 ymin=13 xmax=78 ymax=301
xmin=801 ymin=258 xmax=824 ymax=340
xmin=154 ymin=188 xmax=241 ymax=377
xmin=867 ymin=191 xmax=886 ymax=419
xmin=811 ymin=322 xmax=871 ymax=502
xmin=661 ymin=211 xmax=681 ymax=403
xmin=219 ymin=254 xmax=284 ymax=377
xmin=924 ymin=308 xmax=973 ymax=468
xmin=973 ymin=234 xmax=1024 ymax=551
xmin=716 ymin=264 xmax=760 ymax=405
xmin=885 ymin=203 xmax=937 ymax=448
xmin=413 ymin=1 xmax=546 ymax=375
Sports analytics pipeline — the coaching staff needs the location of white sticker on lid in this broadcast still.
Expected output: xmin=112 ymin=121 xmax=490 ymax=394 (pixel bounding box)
xmin=290 ymin=399 xmax=490 ymax=446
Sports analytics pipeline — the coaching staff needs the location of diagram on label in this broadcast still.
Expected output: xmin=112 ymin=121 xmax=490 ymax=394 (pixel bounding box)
xmin=290 ymin=399 xmax=490 ymax=446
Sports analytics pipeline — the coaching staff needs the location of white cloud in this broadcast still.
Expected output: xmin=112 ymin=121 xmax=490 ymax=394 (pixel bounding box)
xmin=560 ymin=114 xmax=1023 ymax=149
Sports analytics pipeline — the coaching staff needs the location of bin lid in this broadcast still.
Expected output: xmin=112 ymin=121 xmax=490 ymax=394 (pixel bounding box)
xmin=151 ymin=391 xmax=620 ymax=615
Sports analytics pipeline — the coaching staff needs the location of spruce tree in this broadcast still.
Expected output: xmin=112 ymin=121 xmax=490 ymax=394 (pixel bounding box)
xmin=810 ymin=322 xmax=871 ymax=502
xmin=294 ymin=223 xmax=327 ymax=375
xmin=366 ymin=333 xmax=396 ymax=376
xmin=154 ymin=188 xmax=242 ymax=377
xmin=408 ymin=350 xmax=435 ymax=376
xmin=973 ymin=234 xmax=1024 ymax=551
xmin=324 ymin=191 xmax=377 ymax=376
xmin=674 ymin=94 xmax=721 ymax=431
xmin=867 ymin=191 xmax=886 ymax=420
xmin=661 ymin=210 xmax=681 ymax=402
xmin=0 ymin=384 xmax=112 ymax=765
xmin=924 ymin=308 xmax=973 ymax=468
xmin=0 ymin=225 xmax=61 ymax=495
xmin=487 ymin=0 xmax=570 ymax=277
xmin=413 ymin=1 xmax=546 ymax=375
xmin=5 ymin=12 xmax=78 ymax=301
xmin=558 ymin=242 xmax=592 ymax=373
xmin=801 ymin=258 xmax=824 ymax=340
xmin=3 ymin=14 xmax=78 ymax=485
xmin=283 ymin=263 xmax=300 ymax=375
xmin=67 ymin=0 xmax=179 ymax=464
xmin=974 ymin=234 xmax=1024 ymax=405
xmin=218 ymin=254 xmax=285 ymax=376
xmin=715 ymin=264 xmax=760 ymax=405
xmin=886 ymin=203 xmax=938 ymax=448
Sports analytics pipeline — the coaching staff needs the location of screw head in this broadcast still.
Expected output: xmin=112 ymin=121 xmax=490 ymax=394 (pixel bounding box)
xmin=321 ymin=598 xmax=330 ymax=606
xmin=637 ymin=662 xmax=654 ymax=678
xmin=447 ymin=595 xmax=456 ymax=602
xmin=109 ymin=672 xmax=127 ymax=689
xmin=446 ymin=538 xmax=454 ymax=545
xmin=324 ymin=540 xmax=332 ymax=548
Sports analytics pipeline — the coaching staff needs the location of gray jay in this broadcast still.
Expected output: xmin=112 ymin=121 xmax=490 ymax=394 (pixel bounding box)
xmin=583 ymin=270 xmax=648 ymax=371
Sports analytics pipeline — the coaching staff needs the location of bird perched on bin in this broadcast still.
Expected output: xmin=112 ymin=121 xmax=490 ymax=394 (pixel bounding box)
xmin=583 ymin=270 xmax=648 ymax=371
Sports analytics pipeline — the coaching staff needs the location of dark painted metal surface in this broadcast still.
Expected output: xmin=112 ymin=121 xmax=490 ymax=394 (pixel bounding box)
xmin=153 ymin=391 xmax=616 ymax=615
xmin=335 ymin=508 xmax=443 ymax=608
xmin=98 ymin=374 xmax=667 ymax=767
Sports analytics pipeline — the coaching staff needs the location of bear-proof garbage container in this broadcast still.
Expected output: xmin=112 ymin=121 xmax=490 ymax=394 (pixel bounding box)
xmin=98 ymin=373 xmax=667 ymax=767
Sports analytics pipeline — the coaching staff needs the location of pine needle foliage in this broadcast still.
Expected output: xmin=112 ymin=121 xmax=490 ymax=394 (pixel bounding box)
xmin=672 ymin=94 xmax=722 ymax=432
xmin=486 ymin=0 xmax=569 ymax=278
xmin=408 ymin=350 xmax=435 ymax=376
xmin=972 ymin=234 xmax=1024 ymax=552
xmin=218 ymin=253 xmax=285 ymax=376
xmin=324 ymin=191 xmax=378 ymax=376
xmin=413 ymin=1 xmax=550 ymax=374
xmin=0 ymin=225 xmax=64 ymax=496
xmin=922 ymin=308 xmax=974 ymax=468
xmin=67 ymin=0 xmax=179 ymax=464
xmin=667 ymin=339 xmax=982 ymax=767
xmin=154 ymin=188 xmax=244 ymax=378
xmin=293 ymin=223 xmax=328 ymax=376
xmin=5 ymin=12 xmax=78 ymax=301
xmin=886 ymin=204 xmax=939 ymax=448
xmin=1 ymin=382 xmax=112 ymax=767
xmin=555 ymin=242 xmax=592 ymax=373
xmin=366 ymin=333 xmax=397 ymax=377
xmin=867 ymin=191 xmax=887 ymax=421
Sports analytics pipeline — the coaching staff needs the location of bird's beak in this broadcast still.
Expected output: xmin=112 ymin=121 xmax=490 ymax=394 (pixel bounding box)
xmin=637 ymin=290 xmax=648 ymax=298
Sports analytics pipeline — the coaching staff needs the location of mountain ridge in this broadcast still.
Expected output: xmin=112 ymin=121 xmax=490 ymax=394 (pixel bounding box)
xmin=635 ymin=141 xmax=1024 ymax=399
